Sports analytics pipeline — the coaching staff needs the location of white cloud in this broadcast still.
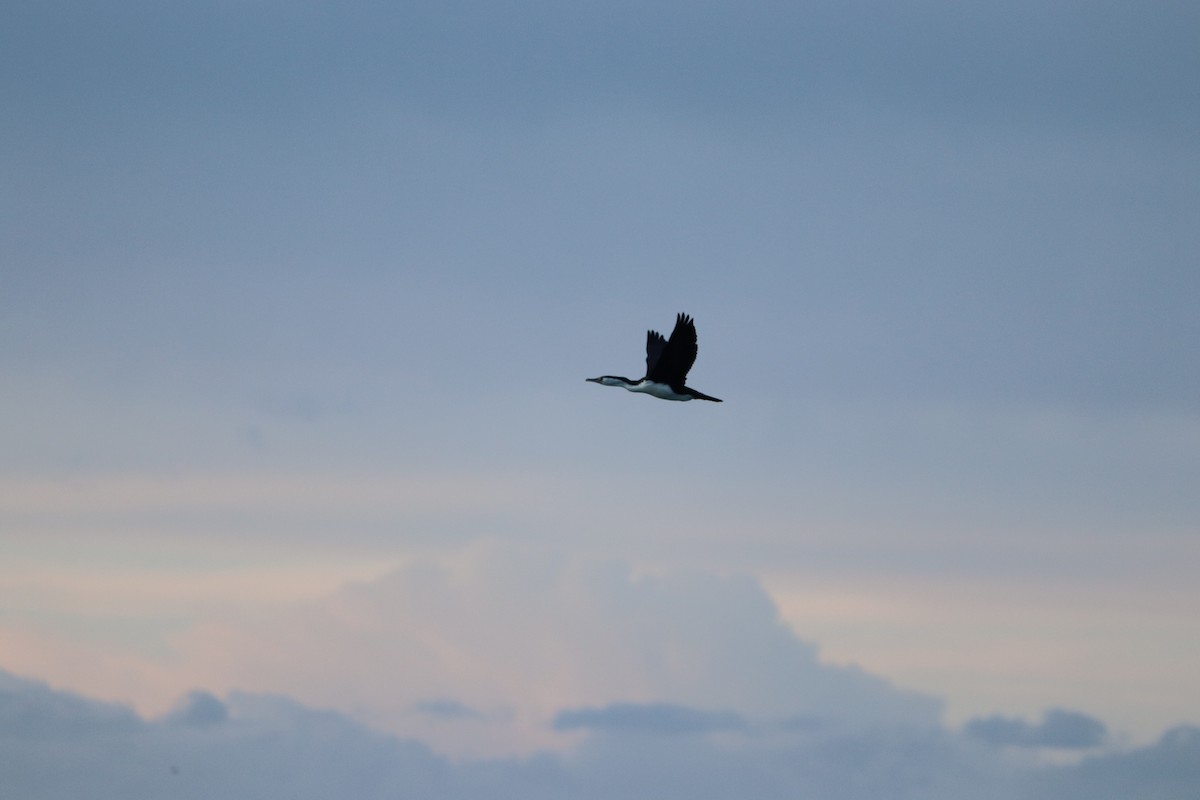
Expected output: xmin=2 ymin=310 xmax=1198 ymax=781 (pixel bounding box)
xmin=170 ymin=545 xmax=938 ymax=756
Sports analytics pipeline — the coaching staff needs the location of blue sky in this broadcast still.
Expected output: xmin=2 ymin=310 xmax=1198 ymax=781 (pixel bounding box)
xmin=2 ymin=1 xmax=1199 ymax=796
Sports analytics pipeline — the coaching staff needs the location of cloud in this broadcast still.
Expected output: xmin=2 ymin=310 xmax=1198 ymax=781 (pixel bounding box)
xmin=3 ymin=668 xmax=1198 ymax=800
xmin=965 ymin=708 xmax=1108 ymax=749
xmin=164 ymin=690 xmax=228 ymax=728
xmin=554 ymin=702 xmax=744 ymax=735
xmin=0 ymin=669 xmax=142 ymax=740
xmin=1038 ymin=725 xmax=1200 ymax=800
xmin=0 ymin=670 xmax=452 ymax=800
xmin=173 ymin=547 xmax=940 ymax=755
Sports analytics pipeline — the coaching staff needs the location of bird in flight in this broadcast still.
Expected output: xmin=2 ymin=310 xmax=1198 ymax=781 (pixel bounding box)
xmin=587 ymin=313 xmax=722 ymax=402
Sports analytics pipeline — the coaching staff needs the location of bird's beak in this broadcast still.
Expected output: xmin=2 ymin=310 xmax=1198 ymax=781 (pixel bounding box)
xmin=585 ymin=377 xmax=600 ymax=383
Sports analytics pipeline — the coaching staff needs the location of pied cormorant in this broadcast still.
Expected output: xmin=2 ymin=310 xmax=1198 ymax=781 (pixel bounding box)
xmin=587 ymin=312 xmax=722 ymax=402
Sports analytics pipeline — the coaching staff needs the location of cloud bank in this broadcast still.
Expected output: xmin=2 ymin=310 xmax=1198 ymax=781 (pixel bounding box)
xmin=172 ymin=547 xmax=939 ymax=755
xmin=3 ymin=669 xmax=1199 ymax=800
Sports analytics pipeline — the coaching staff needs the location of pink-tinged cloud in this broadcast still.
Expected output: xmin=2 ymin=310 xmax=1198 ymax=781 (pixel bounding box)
xmin=172 ymin=544 xmax=938 ymax=756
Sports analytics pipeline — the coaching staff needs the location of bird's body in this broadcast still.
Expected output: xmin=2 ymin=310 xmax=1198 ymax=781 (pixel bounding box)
xmin=587 ymin=313 xmax=722 ymax=403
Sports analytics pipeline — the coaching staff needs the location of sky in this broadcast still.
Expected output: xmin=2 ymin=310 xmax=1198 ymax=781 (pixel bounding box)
xmin=2 ymin=0 xmax=1199 ymax=796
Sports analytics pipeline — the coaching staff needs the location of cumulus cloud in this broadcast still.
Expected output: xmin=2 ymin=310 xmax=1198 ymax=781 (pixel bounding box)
xmin=966 ymin=708 xmax=1108 ymax=749
xmin=174 ymin=547 xmax=939 ymax=755
xmin=3 ymin=669 xmax=1198 ymax=800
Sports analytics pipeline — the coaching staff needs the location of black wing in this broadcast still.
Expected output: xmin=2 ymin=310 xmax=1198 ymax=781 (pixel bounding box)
xmin=646 ymin=313 xmax=699 ymax=387
xmin=645 ymin=329 xmax=667 ymax=378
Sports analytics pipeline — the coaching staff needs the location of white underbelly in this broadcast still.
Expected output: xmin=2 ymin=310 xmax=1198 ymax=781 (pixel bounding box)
xmin=632 ymin=381 xmax=691 ymax=401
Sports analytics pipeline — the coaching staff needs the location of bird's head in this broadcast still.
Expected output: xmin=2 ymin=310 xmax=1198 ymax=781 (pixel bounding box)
xmin=586 ymin=376 xmax=634 ymax=387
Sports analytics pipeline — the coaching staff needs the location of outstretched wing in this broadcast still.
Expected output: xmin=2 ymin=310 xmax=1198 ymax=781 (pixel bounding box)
xmin=646 ymin=313 xmax=699 ymax=387
xmin=644 ymin=329 xmax=667 ymax=378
